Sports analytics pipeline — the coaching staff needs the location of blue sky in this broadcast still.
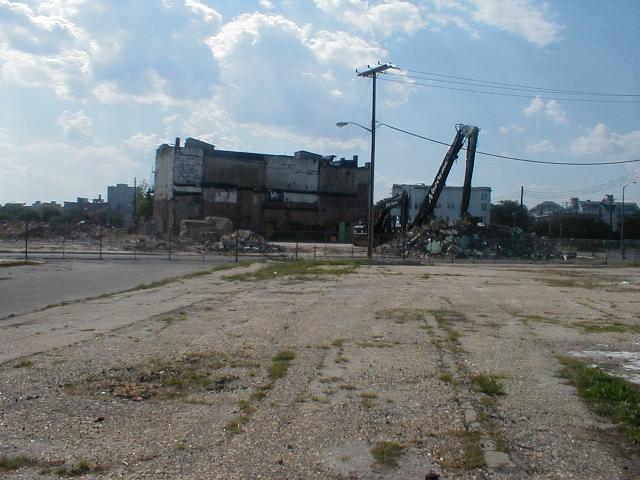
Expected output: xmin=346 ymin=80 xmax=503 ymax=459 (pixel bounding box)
xmin=1 ymin=0 xmax=639 ymax=207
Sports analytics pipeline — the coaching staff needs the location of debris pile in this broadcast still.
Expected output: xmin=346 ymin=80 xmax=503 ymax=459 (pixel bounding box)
xmin=376 ymin=221 xmax=557 ymax=259
xmin=213 ymin=230 xmax=283 ymax=253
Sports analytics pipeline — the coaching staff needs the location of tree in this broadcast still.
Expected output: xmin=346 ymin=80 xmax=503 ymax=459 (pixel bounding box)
xmin=490 ymin=201 xmax=531 ymax=230
xmin=531 ymin=214 xmax=613 ymax=239
xmin=40 ymin=205 xmax=63 ymax=222
xmin=19 ymin=209 xmax=41 ymax=223
xmin=135 ymin=186 xmax=154 ymax=224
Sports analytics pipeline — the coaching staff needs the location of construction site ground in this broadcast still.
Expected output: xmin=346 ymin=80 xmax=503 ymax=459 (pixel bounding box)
xmin=1 ymin=260 xmax=639 ymax=479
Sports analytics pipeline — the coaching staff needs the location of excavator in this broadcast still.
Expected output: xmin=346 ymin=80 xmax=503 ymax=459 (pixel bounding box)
xmin=352 ymin=191 xmax=409 ymax=246
xmin=412 ymin=124 xmax=480 ymax=227
xmin=352 ymin=123 xmax=479 ymax=246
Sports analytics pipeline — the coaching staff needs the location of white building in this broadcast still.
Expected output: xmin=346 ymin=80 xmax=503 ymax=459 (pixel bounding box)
xmin=391 ymin=184 xmax=492 ymax=225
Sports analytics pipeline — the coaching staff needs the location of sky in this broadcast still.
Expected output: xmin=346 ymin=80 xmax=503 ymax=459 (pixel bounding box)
xmin=0 ymin=0 xmax=639 ymax=208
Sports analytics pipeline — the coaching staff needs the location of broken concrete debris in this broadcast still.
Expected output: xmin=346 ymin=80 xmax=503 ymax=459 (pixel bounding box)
xmin=213 ymin=230 xmax=283 ymax=253
xmin=376 ymin=220 xmax=557 ymax=259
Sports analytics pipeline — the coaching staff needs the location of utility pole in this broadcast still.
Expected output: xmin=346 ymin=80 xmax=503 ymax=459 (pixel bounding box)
xmin=357 ymin=63 xmax=392 ymax=260
xmin=520 ymin=186 xmax=524 ymax=207
xmin=133 ymin=176 xmax=137 ymax=233
xmin=621 ymin=181 xmax=637 ymax=259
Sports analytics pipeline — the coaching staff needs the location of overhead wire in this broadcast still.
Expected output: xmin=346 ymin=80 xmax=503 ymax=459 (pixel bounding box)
xmin=377 ymin=122 xmax=640 ymax=165
xmin=390 ymin=67 xmax=640 ymax=97
xmin=378 ymin=76 xmax=640 ymax=103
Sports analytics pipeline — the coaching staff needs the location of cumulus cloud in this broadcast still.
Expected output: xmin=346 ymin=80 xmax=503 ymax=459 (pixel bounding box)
xmin=56 ymin=109 xmax=93 ymax=138
xmin=308 ymin=30 xmax=387 ymax=66
xmin=499 ymin=124 xmax=524 ymax=135
xmin=259 ymin=0 xmax=274 ymax=8
xmin=526 ymin=139 xmax=555 ymax=153
xmin=184 ymin=0 xmax=222 ymax=24
xmin=523 ymin=96 xmax=568 ymax=125
xmin=570 ymin=123 xmax=640 ymax=158
xmin=471 ymin=0 xmax=562 ymax=47
xmin=124 ymin=132 xmax=162 ymax=153
xmin=313 ymin=0 xmax=426 ymax=36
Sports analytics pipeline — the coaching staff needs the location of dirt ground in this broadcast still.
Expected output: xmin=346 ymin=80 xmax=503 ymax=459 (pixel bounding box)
xmin=1 ymin=261 xmax=639 ymax=479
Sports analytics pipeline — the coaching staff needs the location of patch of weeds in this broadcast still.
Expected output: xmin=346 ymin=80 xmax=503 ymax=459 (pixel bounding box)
xmin=0 ymin=455 xmax=37 ymax=471
xmin=250 ymin=384 xmax=271 ymax=401
xmin=422 ymin=273 xmax=430 ymax=279
xmin=429 ymin=309 xmax=467 ymax=327
xmin=558 ymin=355 xmax=640 ymax=444
xmin=224 ymin=415 xmax=250 ymax=434
xmin=13 ymin=359 xmax=34 ymax=368
xmin=238 ymin=399 xmax=255 ymax=415
xmin=360 ymin=391 xmax=377 ymax=399
xmin=439 ymin=429 xmax=485 ymax=470
xmin=225 ymin=259 xmax=362 ymax=282
xmin=472 ymin=373 xmax=506 ymax=396
xmin=335 ymin=353 xmax=349 ymax=364
xmin=158 ymin=311 xmax=187 ymax=325
xmin=319 ymin=376 xmax=341 ymax=384
xmin=375 ymin=308 xmax=426 ymax=324
xmin=339 ymin=384 xmax=357 ymax=391
xmin=332 ymin=338 xmax=346 ymax=347
xmin=360 ymin=398 xmax=374 ymax=408
xmin=356 ymin=340 xmax=394 ymax=348
xmin=55 ymin=460 xmax=107 ymax=477
xmin=0 ymin=260 xmax=42 ymax=268
xmin=479 ymin=396 xmax=496 ymax=407
xmin=447 ymin=329 xmax=461 ymax=343
xmin=69 ymin=350 xmax=247 ymax=401
xmin=268 ymin=350 xmax=296 ymax=381
xmin=370 ymin=441 xmax=404 ymax=467
xmin=323 ymin=387 xmax=337 ymax=395
xmin=574 ymin=322 xmax=640 ymax=334
xmin=539 ymin=277 xmax=602 ymax=289
xmin=439 ymin=371 xmax=455 ymax=385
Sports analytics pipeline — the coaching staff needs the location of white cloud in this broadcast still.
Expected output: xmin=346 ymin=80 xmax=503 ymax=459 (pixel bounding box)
xmin=124 ymin=132 xmax=162 ymax=153
xmin=313 ymin=0 xmax=426 ymax=37
xmin=499 ymin=124 xmax=524 ymax=135
xmin=523 ymin=96 xmax=567 ymax=125
xmin=570 ymin=123 xmax=640 ymax=158
xmin=471 ymin=0 xmax=562 ymax=47
xmin=329 ymin=89 xmax=343 ymax=97
xmin=92 ymin=70 xmax=186 ymax=107
xmin=57 ymin=109 xmax=93 ymax=138
xmin=259 ymin=0 xmax=274 ymax=8
xmin=184 ymin=0 xmax=222 ymax=24
xmin=207 ymin=12 xmax=307 ymax=62
xmin=308 ymin=30 xmax=387 ymax=66
xmin=526 ymin=139 xmax=554 ymax=153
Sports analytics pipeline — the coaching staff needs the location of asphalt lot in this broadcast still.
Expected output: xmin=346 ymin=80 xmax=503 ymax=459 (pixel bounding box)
xmin=0 ymin=257 xmax=239 ymax=319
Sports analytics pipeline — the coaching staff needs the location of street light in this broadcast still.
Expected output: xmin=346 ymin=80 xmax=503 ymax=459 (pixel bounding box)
xmin=621 ymin=181 xmax=637 ymax=259
xmin=336 ymin=120 xmax=378 ymax=259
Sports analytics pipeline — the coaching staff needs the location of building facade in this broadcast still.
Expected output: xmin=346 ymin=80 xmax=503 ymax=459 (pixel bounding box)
xmin=154 ymin=138 xmax=371 ymax=237
xmin=391 ymin=184 xmax=492 ymax=225
xmin=107 ymin=183 xmax=137 ymax=223
xmin=569 ymin=195 xmax=639 ymax=232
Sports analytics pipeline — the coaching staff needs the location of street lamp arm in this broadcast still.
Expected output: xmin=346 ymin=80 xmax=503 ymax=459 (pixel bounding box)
xmin=336 ymin=121 xmax=372 ymax=133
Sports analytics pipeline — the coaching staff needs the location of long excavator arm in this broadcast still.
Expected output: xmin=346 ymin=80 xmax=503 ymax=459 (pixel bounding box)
xmin=412 ymin=124 xmax=479 ymax=227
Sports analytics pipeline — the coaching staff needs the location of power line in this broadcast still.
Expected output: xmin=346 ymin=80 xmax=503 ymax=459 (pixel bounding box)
xmin=378 ymin=77 xmax=640 ymax=103
xmin=377 ymin=122 xmax=640 ymax=165
xmin=392 ymin=66 xmax=640 ymax=97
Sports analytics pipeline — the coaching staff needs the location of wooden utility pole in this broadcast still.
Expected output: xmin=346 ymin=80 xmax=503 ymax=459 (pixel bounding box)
xmin=357 ymin=63 xmax=392 ymax=260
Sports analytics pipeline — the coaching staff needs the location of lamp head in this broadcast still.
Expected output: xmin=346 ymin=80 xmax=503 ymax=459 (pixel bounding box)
xmin=336 ymin=122 xmax=348 ymax=128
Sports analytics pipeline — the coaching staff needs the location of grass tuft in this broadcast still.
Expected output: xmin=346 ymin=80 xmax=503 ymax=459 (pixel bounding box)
xmin=472 ymin=373 xmax=506 ymax=396
xmin=558 ymin=355 xmax=640 ymax=444
xmin=370 ymin=441 xmax=405 ymax=467
xmin=268 ymin=350 xmax=296 ymax=380
xmin=225 ymin=259 xmax=362 ymax=281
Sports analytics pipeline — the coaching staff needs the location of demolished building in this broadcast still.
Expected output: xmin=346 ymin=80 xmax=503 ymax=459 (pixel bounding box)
xmin=154 ymin=138 xmax=370 ymax=239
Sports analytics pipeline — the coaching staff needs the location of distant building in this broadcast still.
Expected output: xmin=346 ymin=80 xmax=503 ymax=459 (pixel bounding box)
xmin=391 ymin=184 xmax=492 ymax=225
xmin=63 ymin=196 xmax=104 ymax=212
xmin=154 ymin=137 xmax=371 ymax=237
xmin=529 ymin=201 xmax=566 ymax=219
xmin=568 ymin=195 xmax=640 ymax=232
xmin=107 ymin=183 xmax=138 ymax=223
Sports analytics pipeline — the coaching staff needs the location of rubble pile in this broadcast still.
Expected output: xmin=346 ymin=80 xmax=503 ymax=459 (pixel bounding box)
xmin=376 ymin=220 xmax=557 ymax=259
xmin=213 ymin=230 xmax=283 ymax=253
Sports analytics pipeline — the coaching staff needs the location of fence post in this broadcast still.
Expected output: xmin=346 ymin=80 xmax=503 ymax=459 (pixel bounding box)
xmin=324 ymin=232 xmax=327 ymax=257
xmin=235 ymin=232 xmax=239 ymax=263
xmin=351 ymin=245 xmax=353 ymax=258
xmin=295 ymin=232 xmax=299 ymax=260
xmin=24 ymin=221 xmax=29 ymax=260
xmin=62 ymin=228 xmax=66 ymax=260
xmin=99 ymin=223 xmax=103 ymax=260
xmin=168 ymin=228 xmax=172 ymax=260
xmin=314 ymin=244 xmax=317 ymax=260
